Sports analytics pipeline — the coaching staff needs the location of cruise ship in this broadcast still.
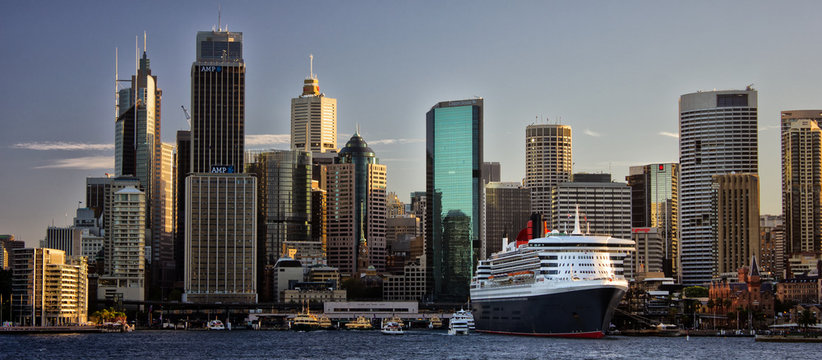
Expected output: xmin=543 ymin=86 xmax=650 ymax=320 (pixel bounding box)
xmin=470 ymin=210 xmax=635 ymax=338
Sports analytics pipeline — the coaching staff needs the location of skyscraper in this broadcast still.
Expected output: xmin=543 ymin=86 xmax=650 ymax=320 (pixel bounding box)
xmin=679 ymin=88 xmax=758 ymax=285
xmin=780 ymin=110 xmax=822 ymax=256
xmin=525 ymin=124 xmax=572 ymax=225
xmin=483 ymin=182 xmax=530 ymax=258
xmin=291 ymin=55 xmax=337 ymax=153
xmin=152 ymin=142 xmax=175 ymax=287
xmin=174 ymin=130 xmax=191 ymax=282
xmin=184 ymin=173 xmax=257 ymax=303
xmin=481 ymin=162 xmax=500 ymax=185
xmin=426 ymin=99 xmax=483 ymax=302
xmin=712 ymin=174 xmax=760 ymax=275
xmin=325 ymin=132 xmax=387 ymax=274
xmin=114 ymin=44 xmax=161 ymax=219
xmin=626 ymin=163 xmax=679 ymax=278
xmin=552 ymin=175 xmax=631 ymax=240
xmin=248 ymin=150 xmax=318 ymax=269
xmin=44 ymin=227 xmax=82 ymax=257
xmin=190 ymin=30 xmax=245 ymax=172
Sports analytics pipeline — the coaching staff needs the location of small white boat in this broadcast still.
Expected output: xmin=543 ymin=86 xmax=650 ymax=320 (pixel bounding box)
xmin=381 ymin=319 xmax=404 ymax=335
xmin=448 ymin=318 xmax=469 ymax=335
xmin=207 ymin=319 xmax=225 ymax=330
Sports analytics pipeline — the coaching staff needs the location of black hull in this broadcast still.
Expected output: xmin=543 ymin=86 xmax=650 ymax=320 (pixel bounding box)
xmin=471 ymin=287 xmax=625 ymax=338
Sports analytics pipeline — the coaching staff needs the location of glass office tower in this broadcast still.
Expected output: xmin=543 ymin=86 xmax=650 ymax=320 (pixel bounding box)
xmin=426 ymin=99 xmax=483 ymax=302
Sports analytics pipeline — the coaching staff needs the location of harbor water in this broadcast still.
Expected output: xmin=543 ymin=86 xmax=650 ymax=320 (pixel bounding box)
xmin=1 ymin=330 xmax=818 ymax=359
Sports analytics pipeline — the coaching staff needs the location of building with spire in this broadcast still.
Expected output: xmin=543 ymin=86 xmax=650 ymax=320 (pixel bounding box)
xmin=291 ymin=55 xmax=337 ymax=153
xmin=325 ymin=130 xmax=387 ymax=275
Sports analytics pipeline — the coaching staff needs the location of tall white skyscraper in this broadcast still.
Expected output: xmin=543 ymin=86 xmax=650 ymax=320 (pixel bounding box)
xmin=525 ymin=124 xmax=572 ymax=226
xmin=291 ymin=55 xmax=337 ymax=153
xmin=679 ymin=88 xmax=758 ymax=285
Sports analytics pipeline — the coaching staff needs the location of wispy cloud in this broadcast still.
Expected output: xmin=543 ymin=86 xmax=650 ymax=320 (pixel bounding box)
xmin=658 ymin=131 xmax=679 ymax=138
xmin=379 ymin=157 xmax=419 ymax=162
xmin=35 ymin=156 xmax=114 ymax=170
xmin=583 ymin=129 xmax=602 ymax=137
xmin=369 ymin=138 xmax=425 ymax=145
xmin=758 ymin=125 xmax=779 ymax=132
xmin=13 ymin=141 xmax=114 ymax=151
xmin=245 ymin=134 xmax=290 ymax=146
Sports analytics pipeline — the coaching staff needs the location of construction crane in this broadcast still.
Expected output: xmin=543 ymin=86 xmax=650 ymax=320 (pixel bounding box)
xmin=181 ymin=105 xmax=191 ymax=126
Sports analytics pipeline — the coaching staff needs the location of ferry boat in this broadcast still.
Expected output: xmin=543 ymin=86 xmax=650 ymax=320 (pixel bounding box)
xmin=318 ymin=315 xmax=333 ymax=329
xmin=381 ymin=319 xmax=404 ymax=335
xmin=207 ymin=319 xmax=225 ymax=330
xmin=451 ymin=309 xmax=475 ymax=330
xmin=470 ymin=209 xmax=634 ymax=338
xmin=290 ymin=305 xmax=320 ymax=331
xmin=428 ymin=316 xmax=443 ymax=329
xmin=344 ymin=316 xmax=373 ymax=330
xmin=448 ymin=318 xmax=470 ymax=335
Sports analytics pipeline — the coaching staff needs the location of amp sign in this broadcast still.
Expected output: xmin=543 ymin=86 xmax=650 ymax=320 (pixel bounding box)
xmin=210 ymin=165 xmax=235 ymax=174
xmin=200 ymin=66 xmax=222 ymax=72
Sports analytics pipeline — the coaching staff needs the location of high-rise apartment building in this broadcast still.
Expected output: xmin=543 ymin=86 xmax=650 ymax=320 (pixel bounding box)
xmin=780 ymin=110 xmax=822 ymax=256
xmin=626 ymin=163 xmax=679 ymax=278
xmin=101 ymin=177 xmax=141 ymax=275
xmin=326 ymin=133 xmax=387 ymax=274
xmin=190 ymin=30 xmax=245 ymax=173
xmin=679 ymin=88 xmax=758 ymax=285
xmin=525 ymin=124 xmax=572 ymax=224
xmin=552 ymin=176 xmax=631 ymax=240
xmin=713 ymin=174 xmax=760 ymax=275
xmin=99 ymin=186 xmax=145 ymax=303
xmin=426 ymin=99 xmax=483 ymax=302
xmin=483 ymin=182 xmax=531 ymax=258
xmin=11 ymin=248 xmax=87 ymax=326
xmin=184 ymin=173 xmax=257 ymax=303
xmin=291 ymin=55 xmax=337 ymax=153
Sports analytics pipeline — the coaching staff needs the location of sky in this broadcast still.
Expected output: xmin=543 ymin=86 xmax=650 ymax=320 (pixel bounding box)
xmin=2 ymin=1 xmax=821 ymax=246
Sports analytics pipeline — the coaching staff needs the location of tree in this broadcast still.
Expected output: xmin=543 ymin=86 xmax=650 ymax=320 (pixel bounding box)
xmin=797 ymin=309 xmax=816 ymax=333
xmin=683 ymin=286 xmax=708 ymax=298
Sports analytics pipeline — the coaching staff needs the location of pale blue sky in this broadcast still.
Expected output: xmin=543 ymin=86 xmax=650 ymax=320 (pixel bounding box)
xmin=2 ymin=1 xmax=820 ymax=245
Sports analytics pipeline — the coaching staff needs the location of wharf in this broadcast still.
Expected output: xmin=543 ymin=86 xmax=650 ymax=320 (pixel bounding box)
xmin=755 ymin=334 xmax=822 ymax=343
xmin=0 ymin=326 xmax=103 ymax=334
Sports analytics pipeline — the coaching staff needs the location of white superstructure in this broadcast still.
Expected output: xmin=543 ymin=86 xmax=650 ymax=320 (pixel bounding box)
xmin=471 ymin=232 xmax=634 ymax=301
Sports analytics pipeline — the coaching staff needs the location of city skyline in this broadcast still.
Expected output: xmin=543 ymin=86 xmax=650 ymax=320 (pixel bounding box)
xmin=3 ymin=1 xmax=822 ymax=245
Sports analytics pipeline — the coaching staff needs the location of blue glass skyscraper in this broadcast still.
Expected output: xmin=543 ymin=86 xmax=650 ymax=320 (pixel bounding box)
xmin=426 ymin=99 xmax=484 ymax=302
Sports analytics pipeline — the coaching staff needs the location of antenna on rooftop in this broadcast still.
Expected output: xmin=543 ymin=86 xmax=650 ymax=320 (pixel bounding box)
xmin=310 ymin=54 xmax=315 ymax=79
xmin=218 ymin=4 xmax=222 ymax=31
xmin=114 ymin=47 xmax=118 ymax=119
xmin=143 ymin=31 xmax=147 ymax=53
